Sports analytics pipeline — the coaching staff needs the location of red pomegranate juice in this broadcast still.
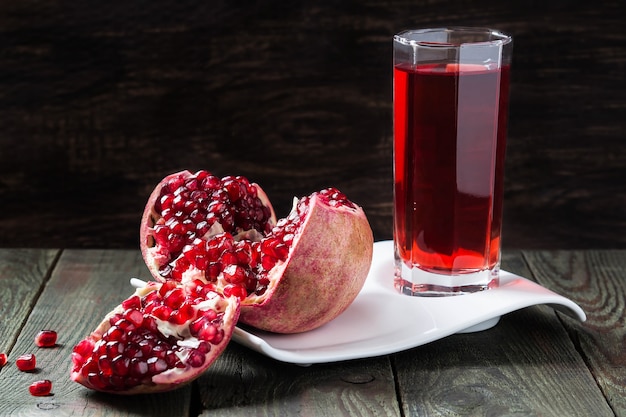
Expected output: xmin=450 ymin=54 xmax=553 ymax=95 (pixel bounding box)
xmin=394 ymin=63 xmax=510 ymax=284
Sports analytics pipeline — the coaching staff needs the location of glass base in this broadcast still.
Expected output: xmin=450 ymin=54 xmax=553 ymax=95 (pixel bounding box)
xmin=394 ymin=261 xmax=499 ymax=297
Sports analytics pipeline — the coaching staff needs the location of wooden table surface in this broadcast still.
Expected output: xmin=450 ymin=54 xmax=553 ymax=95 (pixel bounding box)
xmin=0 ymin=247 xmax=624 ymax=416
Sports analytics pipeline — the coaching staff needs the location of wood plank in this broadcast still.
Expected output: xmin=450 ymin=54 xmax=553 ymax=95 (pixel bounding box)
xmin=0 ymin=249 xmax=60 ymax=354
xmin=197 ymin=340 xmax=400 ymax=417
xmin=392 ymin=251 xmax=613 ymax=416
xmin=523 ymin=250 xmax=626 ymax=416
xmin=0 ymin=249 xmax=191 ymax=416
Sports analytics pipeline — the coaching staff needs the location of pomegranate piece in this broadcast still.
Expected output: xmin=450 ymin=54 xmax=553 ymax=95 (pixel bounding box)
xmin=0 ymin=352 xmax=7 ymax=367
xmin=35 ymin=330 xmax=58 ymax=347
xmin=70 ymin=280 xmax=239 ymax=394
xmin=29 ymin=380 xmax=53 ymax=396
xmin=237 ymin=188 xmax=374 ymax=333
xmin=141 ymin=170 xmax=276 ymax=282
xmin=16 ymin=353 xmax=36 ymax=372
xmin=141 ymin=170 xmax=374 ymax=334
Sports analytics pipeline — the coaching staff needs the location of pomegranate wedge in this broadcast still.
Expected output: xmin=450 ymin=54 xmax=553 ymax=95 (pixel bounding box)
xmin=71 ymin=280 xmax=239 ymax=394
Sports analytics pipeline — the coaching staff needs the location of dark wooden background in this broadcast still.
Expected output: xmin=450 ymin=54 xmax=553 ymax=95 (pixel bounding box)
xmin=1 ymin=0 xmax=624 ymax=250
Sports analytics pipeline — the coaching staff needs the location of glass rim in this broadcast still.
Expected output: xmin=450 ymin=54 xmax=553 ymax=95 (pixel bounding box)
xmin=394 ymin=27 xmax=512 ymax=48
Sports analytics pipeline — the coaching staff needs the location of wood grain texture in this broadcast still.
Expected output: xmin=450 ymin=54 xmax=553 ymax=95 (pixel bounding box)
xmin=1 ymin=248 xmax=622 ymax=415
xmin=522 ymin=250 xmax=626 ymax=416
xmin=393 ymin=308 xmax=613 ymax=417
xmin=0 ymin=249 xmax=191 ymax=417
xmin=198 ymin=342 xmax=400 ymax=417
xmin=0 ymin=249 xmax=59 ymax=353
xmin=391 ymin=251 xmax=613 ymax=416
xmin=0 ymin=0 xmax=624 ymax=250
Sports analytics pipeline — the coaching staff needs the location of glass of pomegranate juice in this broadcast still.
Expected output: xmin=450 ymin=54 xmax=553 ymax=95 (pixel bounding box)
xmin=393 ymin=27 xmax=513 ymax=296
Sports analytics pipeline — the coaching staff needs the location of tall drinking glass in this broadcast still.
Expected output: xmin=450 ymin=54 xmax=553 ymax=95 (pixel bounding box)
xmin=393 ymin=27 xmax=513 ymax=296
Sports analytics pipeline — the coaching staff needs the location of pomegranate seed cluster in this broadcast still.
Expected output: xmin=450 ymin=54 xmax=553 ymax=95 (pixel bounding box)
xmin=151 ymin=171 xmax=273 ymax=278
xmin=312 ymin=187 xmax=358 ymax=210
xmin=179 ymin=231 xmax=288 ymax=300
xmin=71 ymin=281 xmax=227 ymax=392
xmin=157 ymin=186 xmax=357 ymax=301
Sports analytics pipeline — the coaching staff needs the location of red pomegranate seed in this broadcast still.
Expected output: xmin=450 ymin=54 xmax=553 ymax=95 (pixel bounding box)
xmin=129 ymin=358 xmax=149 ymax=378
xmin=261 ymin=254 xmax=277 ymax=270
xmin=35 ymin=330 xmax=58 ymax=347
xmin=0 ymin=353 xmax=7 ymax=367
xmin=163 ymin=287 xmax=185 ymax=309
xmin=147 ymin=356 xmax=168 ymax=374
xmin=205 ymin=262 xmax=222 ymax=281
xmin=72 ymin=339 xmax=94 ymax=366
xmin=171 ymin=301 xmax=195 ymax=324
xmin=151 ymin=304 xmax=173 ymax=321
xmin=16 ymin=353 xmax=36 ymax=371
xmin=157 ymin=280 xmax=175 ymax=295
xmin=187 ymin=349 xmax=206 ymax=368
xmin=197 ymin=322 xmax=218 ymax=342
xmin=124 ymin=309 xmax=144 ymax=327
xmin=220 ymin=251 xmax=238 ymax=268
xmin=222 ymin=264 xmax=246 ymax=284
xmin=29 ymin=379 xmax=52 ymax=396
xmin=122 ymin=295 xmax=142 ymax=310
xmin=110 ymin=355 xmax=130 ymax=376
xmin=223 ymin=283 xmax=247 ymax=301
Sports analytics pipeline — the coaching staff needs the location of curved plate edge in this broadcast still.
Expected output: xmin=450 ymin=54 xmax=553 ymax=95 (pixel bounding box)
xmin=230 ymin=241 xmax=586 ymax=365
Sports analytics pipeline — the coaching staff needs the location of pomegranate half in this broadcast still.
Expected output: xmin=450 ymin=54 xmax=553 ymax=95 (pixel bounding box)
xmin=70 ymin=280 xmax=239 ymax=394
xmin=140 ymin=170 xmax=374 ymax=333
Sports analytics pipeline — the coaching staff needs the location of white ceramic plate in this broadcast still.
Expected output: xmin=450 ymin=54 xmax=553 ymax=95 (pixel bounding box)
xmin=230 ymin=240 xmax=586 ymax=366
xmin=130 ymin=240 xmax=586 ymax=366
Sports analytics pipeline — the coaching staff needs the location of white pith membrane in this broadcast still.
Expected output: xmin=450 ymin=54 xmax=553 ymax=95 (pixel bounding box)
xmin=70 ymin=281 xmax=239 ymax=394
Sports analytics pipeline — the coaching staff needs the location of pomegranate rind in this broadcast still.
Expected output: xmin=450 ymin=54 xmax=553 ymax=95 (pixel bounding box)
xmin=140 ymin=170 xmax=277 ymax=282
xmin=238 ymin=193 xmax=374 ymax=333
xmin=70 ymin=282 xmax=240 ymax=394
